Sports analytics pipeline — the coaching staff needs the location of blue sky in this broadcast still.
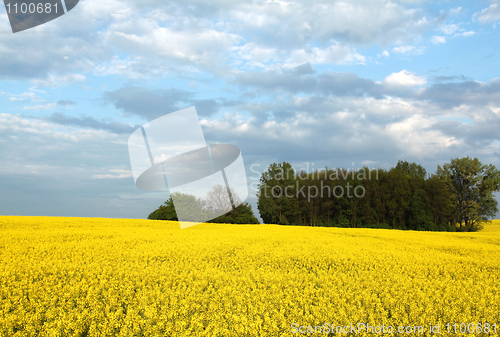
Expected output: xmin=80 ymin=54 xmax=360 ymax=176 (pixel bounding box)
xmin=1 ymin=0 xmax=500 ymax=219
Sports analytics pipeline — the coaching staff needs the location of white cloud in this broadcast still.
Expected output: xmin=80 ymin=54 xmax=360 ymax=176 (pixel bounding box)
xmin=93 ymin=57 xmax=141 ymax=77
xmin=7 ymin=91 xmax=44 ymax=102
xmin=33 ymin=74 xmax=86 ymax=88
xmin=199 ymin=93 xmax=474 ymax=165
xmin=103 ymin=23 xmax=242 ymax=68
xmin=474 ymin=3 xmax=500 ymax=24
xmin=392 ymin=45 xmax=416 ymax=54
xmin=383 ymin=70 xmax=427 ymax=87
xmin=441 ymin=24 xmax=459 ymax=35
xmin=385 ymin=114 xmax=461 ymax=156
xmin=22 ymin=103 xmax=57 ymax=111
xmin=287 ymin=43 xmax=366 ymax=66
xmin=449 ymin=7 xmax=462 ymax=16
xmin=301 ymin=0 xmax=436 ymax=46
xmin=430 ymin=35 xmax=446 ymax=44
xmin=93 ymin=169 xmax=133 ymax=179
xmin=0 ymin=113 xmax=112 ymax=144
xmin=0 ymin=0 xmax=446 ymax=81
xmin=233 ymin=43 xmax=279 ymax=69
xmin=454 ymin=31 xmax=475 ymax=38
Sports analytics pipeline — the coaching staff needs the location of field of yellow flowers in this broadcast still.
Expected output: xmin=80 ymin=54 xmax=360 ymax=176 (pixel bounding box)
xmin=0 ymin=217 xmax=499 ymax=336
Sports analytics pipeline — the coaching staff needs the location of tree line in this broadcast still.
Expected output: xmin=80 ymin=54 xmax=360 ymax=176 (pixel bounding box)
xmin=257 ymin=157 xmax=500 ymax=232
xmin=148 ymin=185 xmax=259 ymax=224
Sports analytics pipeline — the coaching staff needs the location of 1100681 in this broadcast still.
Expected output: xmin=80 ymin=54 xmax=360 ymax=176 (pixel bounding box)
xmin=5 ymin=2 xmax=58 ymax=14
xmin=446 ymin=323 xmax=497 ymax=334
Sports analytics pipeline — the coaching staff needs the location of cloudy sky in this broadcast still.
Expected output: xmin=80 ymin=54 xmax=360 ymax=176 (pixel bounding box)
xmin=1 ymin=0 xmax=500 ymax=219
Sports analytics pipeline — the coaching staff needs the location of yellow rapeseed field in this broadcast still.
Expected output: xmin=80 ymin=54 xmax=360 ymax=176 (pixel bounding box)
xmin=0 ymin=217 xmax=499 ymax=336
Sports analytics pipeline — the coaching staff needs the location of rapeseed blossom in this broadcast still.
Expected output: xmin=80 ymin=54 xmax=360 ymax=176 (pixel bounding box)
xmin=0 ymin=217 xmax=499 ymax=336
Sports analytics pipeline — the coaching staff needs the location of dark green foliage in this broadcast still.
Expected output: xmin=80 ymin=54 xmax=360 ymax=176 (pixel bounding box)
xmin=148 ymin=192 xmax=207 ymax=222
xmin=208 ymin=203 xmax=260 ymax=224
xmin=425 ymin=176 xmax=455 ymax=230
xmin=148 ymin=195 xmax=178 ymax=220
xmin=256 ymin=157 xmax=500 ymax=232
xmin=408 ymin=189 xmax=434 ymax=231
xmin=257 ymin=162 xmax=299 ymax=225
xmin=148 ymin=193 xmax=260 ymax=224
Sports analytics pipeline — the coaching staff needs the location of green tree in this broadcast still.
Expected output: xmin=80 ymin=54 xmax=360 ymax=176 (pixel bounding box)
xmin=209 ymin=203 xmax=260 ymax=224
xmin=408 ymin=188 xmax=434 ymax=231
xmin=148 ymin=189 xmax=260 ymax=224
xmin=148 ymin=192 xmax=206 ymax=221
xmin=170 ymin=192 xmax=208 ymax=222
xmin=437 ymin=156 xmax=500 ymax=231
xmin=257 ymin=162 xmax=298 ymax=225
xmin=395 ymin=160 xmax=427 ymax=179
xmin=148 ymin=195 xmax=178 ymax=221
xmin=425 ymin=176 xmax=455 ymax=229
xmin=384 ymin=168 xmax=412 ymax=229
